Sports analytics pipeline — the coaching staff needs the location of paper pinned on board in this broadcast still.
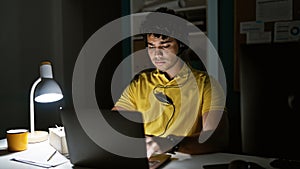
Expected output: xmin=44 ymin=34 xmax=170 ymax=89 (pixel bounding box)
xmin=246 ymin=31 xmax=272 ymax=44
xmin=240 ymin=21 xmax=264 ymax=34
xmin=256 ymin=0 xmax=293 ymax=22
xmin=274 ymin=21 xmax=300 ymax=42
xmin=240 ymin=21 xmax=271 ymax=44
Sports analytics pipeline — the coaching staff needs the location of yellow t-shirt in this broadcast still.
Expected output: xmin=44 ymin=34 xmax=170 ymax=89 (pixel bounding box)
xmin=115 ymin=64 xmax=226 ymax=137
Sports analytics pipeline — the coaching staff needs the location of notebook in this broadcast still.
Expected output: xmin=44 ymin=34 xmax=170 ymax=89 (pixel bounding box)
xmin=60 ymin=108 xmax=171 ymax=169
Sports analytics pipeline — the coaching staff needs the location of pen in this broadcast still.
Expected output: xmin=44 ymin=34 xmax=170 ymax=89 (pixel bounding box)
xmin=47 ymin=150 xmax=57 ymax=161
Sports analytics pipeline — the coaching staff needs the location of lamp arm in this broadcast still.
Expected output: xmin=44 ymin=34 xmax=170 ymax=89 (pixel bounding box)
xmin=30 ymin=77 xmax=41 ymax=133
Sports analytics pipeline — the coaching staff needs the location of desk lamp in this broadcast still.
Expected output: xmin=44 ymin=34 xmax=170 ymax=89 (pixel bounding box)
xmin=28 ymin=61 xmax=63 ymax=143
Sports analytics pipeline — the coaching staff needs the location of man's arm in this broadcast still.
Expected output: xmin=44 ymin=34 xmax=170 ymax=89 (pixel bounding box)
xmin=176 ymin=110 xmax=229 ymax=154
xmin=111 ymin=106 xmax=124 ymax=111
xmin=114 ymin=104 xmax=229 ymax=155
xmin=147 ymin=110 xmax=229 ymax=156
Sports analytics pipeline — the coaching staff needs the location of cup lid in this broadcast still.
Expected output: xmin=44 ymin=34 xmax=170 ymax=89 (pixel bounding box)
xmin=7 ymin=129 xmax=28 ymax=134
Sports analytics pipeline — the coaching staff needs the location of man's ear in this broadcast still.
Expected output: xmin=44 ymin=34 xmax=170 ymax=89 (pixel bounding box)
xmin=143 ymin=34 xmax=148 ymax=47
xmin=177 ymin=41 xmax=187 ymax=56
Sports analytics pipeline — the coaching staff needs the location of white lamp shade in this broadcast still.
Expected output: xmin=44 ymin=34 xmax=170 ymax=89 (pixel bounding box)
xmin=34 ymin=78 xmax=63 ymax=103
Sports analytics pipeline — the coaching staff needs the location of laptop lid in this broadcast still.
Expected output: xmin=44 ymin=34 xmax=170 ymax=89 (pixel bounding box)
xmin=60 ymin=108 xmax=149 ymax=169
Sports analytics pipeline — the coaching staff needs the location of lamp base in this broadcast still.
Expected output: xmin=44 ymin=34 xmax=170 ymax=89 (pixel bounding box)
xmin=28 ymin=131 xmax=48 ymax=143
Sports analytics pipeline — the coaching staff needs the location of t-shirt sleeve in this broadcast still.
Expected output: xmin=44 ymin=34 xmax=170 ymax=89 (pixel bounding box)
xmin=114 ymin=82 xmax=137 ymax=111
xmin=202 ymin=76 xmax=226 ymax=113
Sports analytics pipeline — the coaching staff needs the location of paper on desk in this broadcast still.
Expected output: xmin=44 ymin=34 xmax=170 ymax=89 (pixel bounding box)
xmin=11 ymin=157 xmax=66 ymax=168
xmin=10 ymin=143 xmax=68 ymax=168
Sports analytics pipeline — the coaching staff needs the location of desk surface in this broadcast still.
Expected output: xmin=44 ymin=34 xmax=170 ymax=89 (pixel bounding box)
xmin=0 ymin=139 xmax=72 ymax=169
xmin=0 ymin=139 xmax=277 ymax=169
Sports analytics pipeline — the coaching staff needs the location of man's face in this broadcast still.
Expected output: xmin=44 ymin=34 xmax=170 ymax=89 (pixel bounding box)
xmin=147 ymin=34 xmax=180 ymax=72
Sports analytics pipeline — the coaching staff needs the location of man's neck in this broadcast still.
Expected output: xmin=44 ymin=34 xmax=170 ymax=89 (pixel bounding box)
xmin=166 ymin=59 xmax=184 ymax=79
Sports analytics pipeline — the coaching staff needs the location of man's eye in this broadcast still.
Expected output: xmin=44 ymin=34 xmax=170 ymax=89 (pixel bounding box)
xmin=162 ymin=45 xmax=170 ymax=49
xmin=148 ymin=46 xmax=155 ymax=49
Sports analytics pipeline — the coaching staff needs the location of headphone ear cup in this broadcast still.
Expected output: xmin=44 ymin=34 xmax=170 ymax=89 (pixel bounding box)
xmin=178 ymin=42 xmax=187 ymax=55
xmin=180 ymin=42 xmax=188 ymax=50
xmin=179 ymin=43 xmax=184 ymax=49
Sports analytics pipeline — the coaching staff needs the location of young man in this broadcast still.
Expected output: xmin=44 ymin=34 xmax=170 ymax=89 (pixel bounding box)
xmin=112 ymin=7 xmax=228 ymax=157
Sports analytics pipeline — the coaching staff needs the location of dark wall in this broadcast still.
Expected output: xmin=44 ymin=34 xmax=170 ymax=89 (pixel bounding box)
xmin=240 ymin=43 xmax=300 ymax=160
xmin=0 ymin=0 xmax=124 ymax=138
xmin=219 ymin=0 xmax=242 ymax=153
xmin=61 ymin=0 xmax=124 ymax=111
xmin=0 ymin=0 xmax=64 ymax=138
xmin=232 ymin=0 xmax=300 ymax=159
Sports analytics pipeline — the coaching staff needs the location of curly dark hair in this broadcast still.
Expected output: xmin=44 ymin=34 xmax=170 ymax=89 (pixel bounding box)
xmin=141 ymin=7 xmax=189 ymax=43
xmin=140 ymin=7 xmax=191 ymax=65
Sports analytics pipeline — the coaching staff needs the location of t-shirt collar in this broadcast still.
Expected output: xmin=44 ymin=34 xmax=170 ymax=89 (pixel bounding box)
xmin=154 ymin=63 xmax=191 ymax=80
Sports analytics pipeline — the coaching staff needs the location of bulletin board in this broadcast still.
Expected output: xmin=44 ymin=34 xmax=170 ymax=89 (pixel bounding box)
xmin=234 ymin=0 xmax=300 ymax=91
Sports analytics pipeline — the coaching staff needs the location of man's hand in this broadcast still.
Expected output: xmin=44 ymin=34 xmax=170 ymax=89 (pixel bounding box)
xmin=145 ymin=136 xmax=176 ymax=158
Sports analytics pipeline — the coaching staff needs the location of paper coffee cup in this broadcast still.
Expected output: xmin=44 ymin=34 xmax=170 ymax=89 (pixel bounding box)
xmin=6 ymin=129 xmax=28 ymax=152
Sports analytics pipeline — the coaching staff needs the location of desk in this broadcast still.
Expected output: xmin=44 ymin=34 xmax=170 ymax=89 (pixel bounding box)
xmin=0 ymin=139 xmax=72 ymax=169
xmin=165 ymin=152 xmax=276 ymax=169
xmin=0 ymin=139 xmax=276 ymax=169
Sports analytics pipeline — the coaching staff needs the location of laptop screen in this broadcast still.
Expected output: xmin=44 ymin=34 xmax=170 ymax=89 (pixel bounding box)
xmin=60 ymin=108 xmax=149 ymax=168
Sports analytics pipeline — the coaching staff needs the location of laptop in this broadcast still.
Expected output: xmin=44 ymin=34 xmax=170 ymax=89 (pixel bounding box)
xmin=60 ymin=108 xmax=171 ymax=169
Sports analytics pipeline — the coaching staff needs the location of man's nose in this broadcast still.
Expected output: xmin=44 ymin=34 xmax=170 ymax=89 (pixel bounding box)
xmin=154 ymin=48 xmax=163 ymax=57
